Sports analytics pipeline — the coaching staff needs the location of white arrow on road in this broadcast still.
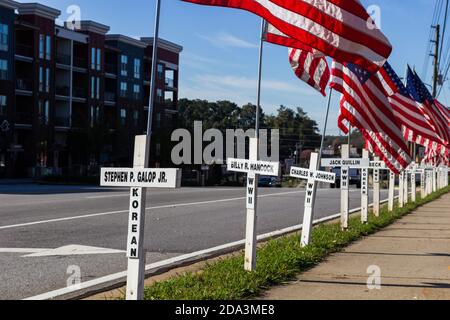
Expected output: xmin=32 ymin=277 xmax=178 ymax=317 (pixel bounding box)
xmin=0 ymin=245 xmax=124 ymax=257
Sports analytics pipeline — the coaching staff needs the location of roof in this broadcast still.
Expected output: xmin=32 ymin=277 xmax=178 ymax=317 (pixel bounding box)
xmin=105 ymin=34 xmax=148 ymax=49
xmin=141 ymin=37 xmax=183 ymax=54
xmin=18 ymin=2 xmax=61 ymax=20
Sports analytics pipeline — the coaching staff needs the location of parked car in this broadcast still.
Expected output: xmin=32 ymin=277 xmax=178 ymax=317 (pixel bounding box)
xmin=259 ymin=176 xmax=282 ymax=188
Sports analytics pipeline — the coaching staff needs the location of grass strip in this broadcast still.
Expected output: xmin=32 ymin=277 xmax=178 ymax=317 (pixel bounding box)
xmin=142 ymin=186 xmax=450 ymax=300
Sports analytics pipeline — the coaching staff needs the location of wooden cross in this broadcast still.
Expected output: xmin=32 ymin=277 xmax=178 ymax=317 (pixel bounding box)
xmin=321 ymin=144 xmax=370 ymax=230
xmin=289 ymin=152 xmax=336 ymax=247
xmin=100 ymin=135 xmax=181 ymax=300
xmin=227 ymin=138 xmax=280 ymax=271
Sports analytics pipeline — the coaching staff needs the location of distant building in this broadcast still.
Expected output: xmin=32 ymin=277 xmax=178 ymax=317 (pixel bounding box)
xmin=0 ymin=0 xmax=182 ymax=178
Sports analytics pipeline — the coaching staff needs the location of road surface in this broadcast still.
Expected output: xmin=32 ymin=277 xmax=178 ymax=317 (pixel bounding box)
xmin=0 ymin=183 xmax=391 ymax=300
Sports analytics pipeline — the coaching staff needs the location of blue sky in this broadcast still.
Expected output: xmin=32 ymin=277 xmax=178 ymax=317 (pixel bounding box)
xmin=33 ymin=0 xmax=440 ymax=135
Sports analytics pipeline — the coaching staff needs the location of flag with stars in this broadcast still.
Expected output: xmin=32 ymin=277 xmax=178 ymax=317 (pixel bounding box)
xmin=330 ymin=61 xmax=412 ymax=174
xmin=378 ymin=62 xmax=447 ymax=153
xmin=406 ymin=67 xmax=450 ymax=147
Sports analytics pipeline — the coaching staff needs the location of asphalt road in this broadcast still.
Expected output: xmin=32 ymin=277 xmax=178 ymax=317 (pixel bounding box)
xmin=0 ymin=183 xmax=392 ymax=300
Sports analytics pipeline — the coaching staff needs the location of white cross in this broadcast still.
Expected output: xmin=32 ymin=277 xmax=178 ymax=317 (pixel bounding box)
xmin=100 ymin=135 xmax=181 ymax=300
xmin=289 ymin=152 xmax=336 ymax=247
xmin=321 ymin=145 xmax=370 ymax=230
xmin=368 ymin=158 xmax=390 ymax=217
xmin=227 ymin=138 xmax=280 ymax=271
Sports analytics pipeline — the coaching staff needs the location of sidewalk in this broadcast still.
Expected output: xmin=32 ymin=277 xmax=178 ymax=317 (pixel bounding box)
xmin=260 ymin=193 xmax=450 ymax=300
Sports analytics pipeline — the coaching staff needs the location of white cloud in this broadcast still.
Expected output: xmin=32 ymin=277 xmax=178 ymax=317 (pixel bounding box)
xmin=198 ymin=32 xmax=258 ymax=49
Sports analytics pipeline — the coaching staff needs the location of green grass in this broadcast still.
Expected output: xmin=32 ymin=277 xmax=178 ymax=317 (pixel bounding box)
xmin=142 ymin=186 xmax=450 ymax=300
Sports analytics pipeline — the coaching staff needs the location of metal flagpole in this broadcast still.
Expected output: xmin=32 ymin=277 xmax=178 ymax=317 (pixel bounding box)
xmin=255 ymin=18 xmax=265 ymax=139
xmin=145 ymin=0 xmax=161 ymax=166
xmin=318 ymin=87 xmax=333 ymax=165
xmin=243 ymin=18 xmax=265 ymax=271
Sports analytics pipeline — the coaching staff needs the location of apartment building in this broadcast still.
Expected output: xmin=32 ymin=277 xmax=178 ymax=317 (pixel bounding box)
xmin=0 ymin=0 xmax=182 ymax=178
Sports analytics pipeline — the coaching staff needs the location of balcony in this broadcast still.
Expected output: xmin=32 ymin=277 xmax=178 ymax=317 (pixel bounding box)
xmin=16 ymin=79 xmax=32 ymax=90
xmin=56 ymin=53 xmax=71 ymax=66
xmin=73 ymin=87 xmax=86 ymax=99
xmin=73 ymin=57 xmax=87 ymax=69
xmin=165 ymin=78 xmax=175 ymax=89
xmin=105 ymin=92 xmax=116 ymax=102
xmin=54 ymin=116 xmax=70 ymax=127
xmin=15 ymin=112 xmax=33 ymax=125
xmin=15 ymin=44 xmax=33 ymax=58
xmin=105 ymin=63 xmax=117 ymax=75
xmin=56 ymin=86 xmax=70 ymax=97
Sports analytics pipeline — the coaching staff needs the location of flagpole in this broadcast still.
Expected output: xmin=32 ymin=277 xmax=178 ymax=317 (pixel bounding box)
xmin=255 ymin=18 xmax=265 ymax=138
xmin=145 ymin=0 xmax=161 ymax=166
xmin=318 ymin=87 xmax=333 ymax=165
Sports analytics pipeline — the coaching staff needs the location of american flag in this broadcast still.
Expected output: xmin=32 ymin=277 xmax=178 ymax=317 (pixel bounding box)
xmin=406 ymin=67 xmax=450 ymax=147
xmin=377 ymin=62 xmax=446 ymax=151
xmin=330 ymin=61 xmax=412 ymax=173
xmin=263 ymin=24 xmax=330 ymax=96
xmin=183 ymin=0 xmax=393 ymax=73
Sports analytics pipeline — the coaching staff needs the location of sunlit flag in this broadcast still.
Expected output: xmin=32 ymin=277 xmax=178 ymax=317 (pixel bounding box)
xmin=183 ymin=0 xmax=393 ymax=73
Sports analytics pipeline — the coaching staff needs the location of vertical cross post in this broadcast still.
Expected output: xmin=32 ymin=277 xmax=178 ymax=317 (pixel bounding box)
xmin=244 ymin=138 xmax=259 ymax=271
xmin=432 ymin=168 xmax=437 ymax=192
xmin=373 ymin=156 xmax=381 ymax=217
xmin=340 ymin=144 xmax=350 ymax=230
xmin=361 ymin=149 xmax=369 ymax=223
xmin=399 ymin=171 xmax=404 ymax=208
xmin=126 ymin=136 xmax=148 ymax=300
xmin=403 ymin=171 xmax=409 ymax=204
xmin=301 ymin=152 xmax=319 ymax=247
xmin=420 ymin=170 xmax=426 ymax=198
xmin=411 ymin=168 xmax=416 ymax=202
xmin=388 ymin=170 xmax=395 ymax=212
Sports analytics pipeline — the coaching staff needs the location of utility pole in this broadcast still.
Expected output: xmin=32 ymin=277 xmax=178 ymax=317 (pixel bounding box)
xmin=432 ymin=24 xmax=441 ymax=98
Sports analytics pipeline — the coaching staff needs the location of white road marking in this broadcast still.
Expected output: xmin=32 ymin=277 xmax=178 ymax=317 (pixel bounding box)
xmin=0 ymin=245 xmax=124 ymax=257
xmin=23 ymin=196 xmax=396 ymax=301
xmin=23 ymin=245 xmax=124 ymax=257
xmin=0 ymin=190 xmax=305 ymax=231
xmin=0 ymin=248 xmax=48 ymax=254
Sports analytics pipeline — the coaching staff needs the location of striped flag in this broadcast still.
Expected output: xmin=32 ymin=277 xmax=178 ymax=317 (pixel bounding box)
xmin=288 ymin=47 xmax=330 ymax=96
xmin=263 ymin=23 xmax=330 ymax=96
xmin=406 ymin=67 xmax=450 ymax=147
xmin=377 ymin=62 xmax=446 ymax=150
xmin=434 ymin=99 xmax=450 ymax=126
xmin=183 ymin=0 xmax=393 ymax=73
xmin=330 ymin=61 xmax=412 ymax=173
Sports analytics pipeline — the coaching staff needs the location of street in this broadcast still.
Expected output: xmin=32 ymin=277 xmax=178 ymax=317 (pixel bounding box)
xmin=0 ymin=183 xmax=391 ymax=300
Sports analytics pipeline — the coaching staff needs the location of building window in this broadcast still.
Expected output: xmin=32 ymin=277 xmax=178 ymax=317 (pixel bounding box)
xmin=0 ymin=59 xmax=7 ymax=80
xmin=91 ymin=47 xmax=96 ymax=70
xmin=121 ymin=55 xmax=128 ymax=76
xmin=157 ymin=64 xmax=164 ymax=79
xmin=156 ymin=89 xmax=163 ymax=103
xmin=133 ymin=110 xmax=139 ymax=126
xmin=0 ymin=24 xmax=8 ymax=52
xmin=120 ymin=108 xmax=127 ymax=126
xmin=39 ymin=100 xmax=49 ymax=125
xmin=133 ymin=84 xmax=140 ymax=99
xmin=45 ymin=68 xmax=50 ymax=92
xmin=39 ymin=67 xmax=43 ymax=92
xmin=0 ymin=95 xmax=6 ymax=116
xmin=39 ymin=34 xmax=44 ymax=59
xmin=91 ymin=76 xmax=95 ymax=98
xmin=97 ymin=48 xmax=101 ymax=71
xmin=134 ymin=58 xmax=141 ymax=79
xmin=46 ymin=35 xmax=51 ymax=60
xmin=120 ymin=82 xmax=128 ymax=97
xmin=96 ymin=77 xmax=100 ymax=99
